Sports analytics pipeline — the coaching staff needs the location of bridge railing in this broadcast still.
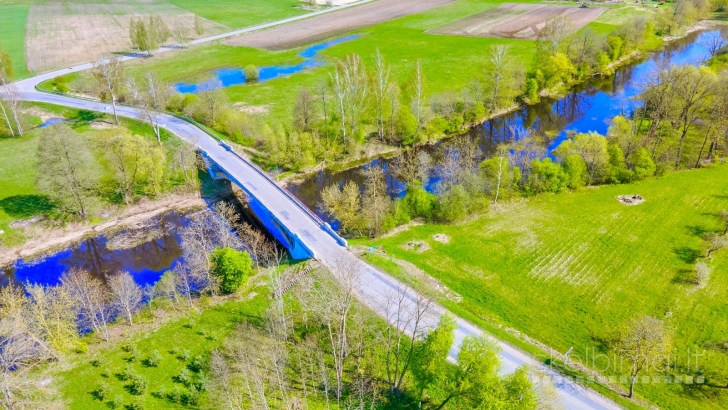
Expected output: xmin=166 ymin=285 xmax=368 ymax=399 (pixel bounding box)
xmin=35 ymin=86 xmax=346 ymax=247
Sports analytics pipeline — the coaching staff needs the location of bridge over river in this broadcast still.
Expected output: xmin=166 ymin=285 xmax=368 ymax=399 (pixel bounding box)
xmin=1 ymin=21 xmax=622 ymax=410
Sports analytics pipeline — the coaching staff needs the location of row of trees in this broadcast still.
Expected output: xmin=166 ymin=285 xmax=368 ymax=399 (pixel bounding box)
xmin=35 ymin=124 xmax=198 ymax=218
xmin=129 ymin=14 xmax=205 ymax=55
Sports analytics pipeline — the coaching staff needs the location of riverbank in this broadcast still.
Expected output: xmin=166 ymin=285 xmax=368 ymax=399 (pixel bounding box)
xmin=0 ymin=193 xmax=205 ymax=267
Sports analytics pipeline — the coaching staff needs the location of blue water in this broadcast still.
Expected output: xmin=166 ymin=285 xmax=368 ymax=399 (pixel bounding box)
xmin=0 ymin=212 xmax=186 ymax=288
xmin=288 ymin=29 xmax=725 ymax=225
xmin=38 ymin=118 xmax=66 ymax=128
xmin=175 ymin=35 xmax=361 ymax=93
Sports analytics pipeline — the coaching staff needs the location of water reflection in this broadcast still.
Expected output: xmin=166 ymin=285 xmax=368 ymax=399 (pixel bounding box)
xmin=0 ymin=212 xmax=186 ymax=288
xmin=175 ymin=35 xmax=361 ymax=93
xmin=289 ymin=30 xmax=724 ymax=223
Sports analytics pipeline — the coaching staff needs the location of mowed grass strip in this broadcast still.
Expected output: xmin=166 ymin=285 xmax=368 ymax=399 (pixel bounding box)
xmin=0 ymin=3 xmax=29 ymax=78
xmin=168 ymin=0 xmax=307 ymax=29
xmin=354 ymin=164 xmax=728 ymax=410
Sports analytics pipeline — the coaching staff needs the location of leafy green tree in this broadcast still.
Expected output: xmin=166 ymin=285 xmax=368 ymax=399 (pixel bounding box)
xmin=480 ymin=152 xmax=519 ymax=202
xmin=529 ymin=158 xmax=567 ymax=193
xmin=562 ymin=154 xmax=588 ymax=190
xmin=210 ymin=248 xmax=253 ymax=294
xmin=607 ymin=143 xmax=631 ymax=183
xmin=403 ymin=180 xmax=437 ymax=220
xmin=436 ymin=185 xmax=471 ymax=222
xmin=607 ymin=36 xmax=623 ymax=61
xmin=629 ymin=148 xmax=656 ymax=180
xmin=243 ymin=65 xmax=259 ymax=82
xmin=36 ymin=124 xmax=99 ymax=218
xmin=396 ymin=105 xmax=419 ymax=145
xmin=411 ymin=314 xmax=457 ymax=401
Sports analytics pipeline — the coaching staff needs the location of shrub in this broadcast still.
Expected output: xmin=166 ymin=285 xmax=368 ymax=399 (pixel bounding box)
xmin=403 ymin=180 xmax=437 ymax=220
xmin=168 ymin=385 xmax=184 ymax=403
xmin=179 ymin=349 xmax=192 ymax=362
xmin=176 ymin=368 xmax=192 ymax=385
xmin=244 ymin=64 xmax=259 ymax=82
xmin=122 ymin=364 xmax=136 ymax=381
xmin=210 ymin=248 xmax=253 ymax=293
xmin=189 ymin=355 xmax=206 ymax=373
xmin=111 ymin=395 xmax=123 ymax=409
xmin=93 ymin=381 xmax=110 ymax=401
xmin=128 ymin=397 xmax=145 ymax=410
xmin=146 ymin=350 xmax=162 ymax=367
xmin=630 ymin=148 xmax=656 ymax=180
xmin=129 ymin=374 xmax=148 ymax=395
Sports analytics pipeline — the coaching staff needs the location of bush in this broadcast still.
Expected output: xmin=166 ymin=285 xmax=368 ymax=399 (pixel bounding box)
xmin=403 ymin=180 xmax=437 ymax=220
xmin=129 ymin=374 xmax=148 ymax=395
xmin=176 ymin=368 xmax=192 ymax=386
xmin=562 ymin=155 xmax=588 ymax=190
xmin=146 ymin=350 xmax=162 ymax=367
xmin=210 ymin=248 xmax=253 ymax=293
xmin=445 ymin=115 xmax=464 ymax=134
xmin=436 ymin=185 xmax=471 ymax=222
xmin=111 ymin=395 xmax=123 ymax=409
xmin=122 ymin=364 xmax=136 ymax=381
xmin=529 ymin=158 xmax=567 ymax=193
xmin=189 ymin=355 xmax=206 ymax=373
xmin=93 ymin=381 xmax=110 ymax=401
xmin=168 ymin=385 xmax=184 ymax=403
xmin=396 ymin=106 xmax=419 ymax=145
xmin=630 ymin=148 xmax=656 ymax=180
xmin=179 ymin=349 xmax=192 ymax=361
xmin=243 ymin=64 xmax=259 ymax=82
xmin=128 ymin=397 xmax=145 ymax=410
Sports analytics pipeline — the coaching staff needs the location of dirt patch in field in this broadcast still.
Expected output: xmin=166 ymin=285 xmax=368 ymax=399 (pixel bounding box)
xmin=401 ymin=240 xmax=430 ymax=253
xmin=430 ymin=3 xmax=605 ymax=40
xmin=432 ymin=233 xmax=450 ymax=244
xmin=90 ymin=121 xmax=120 ymax=130
xmin=226 ymin=0 xmax=454 ymax=50
xmin=232 ymin=102 xmax=270 ymax=115
xmin=25 ymin=2 xmax=228 ymax=73
xmin=617 ymin=195 xmax=645 ymax=206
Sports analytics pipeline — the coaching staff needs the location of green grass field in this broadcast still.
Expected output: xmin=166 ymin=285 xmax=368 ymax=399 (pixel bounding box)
xmin=112 ymin=0 xmax=649 ymax=123
xmin=52 ymin=290 xmax=271 ymax=410
xmin=168 ymin=0 xmax=308 ymax=29
xmin=0 ymin=3 xmax=29 ymax=77
xmin=353 ymin=164 xmax=728 ymax=410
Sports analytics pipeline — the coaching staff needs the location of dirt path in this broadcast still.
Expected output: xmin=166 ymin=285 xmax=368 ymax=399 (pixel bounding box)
xmin=0 ymin=193 xmax=206 ymax=267
xmin=226 ymin=0 xmax=454 ymax=50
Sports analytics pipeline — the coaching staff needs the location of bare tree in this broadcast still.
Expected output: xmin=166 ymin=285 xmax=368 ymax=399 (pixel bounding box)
xmin=411 ymin=61 xmax=425 ymax=132
xmin=107 ymin=271 xmax=142 ymax=326
xmin=530 ymin=367 xmax=562 ymax=410
xmin=0 ymin=286 xmax=58 ymax=360
xmin=694 ymin=261 xmax=711 ymax=288
xmin=330 ymin=54 xmax=368 ymax=147
xmin=700 ymin=30 xmax=728 ymax=58
xmin=209 ymin=350 xmax=244 ymax=410
xmin=304 ymin=255 xmax=361 ymax=400
xmin=196 ymin=77 xmax=226 ymax=126
xmin=92 ymin=55 xmax=123 ymax=124
xmin=482 ymin=45 xmax=524 ymax=112
xmin=383 ymin=286 xmax=433 ymax=396
xmin=361 ymin=164 xmax=392 ymax=237
xmin=61 ymin=268 xmax=111 ymax=341
xmin=294 ymin=87 xmax=317 ymax=131
xmin=705 ymin=232 xmax=727 ymax=259
xmin=537 ymin=15 xmax=573 ymax=58
xmin=130 ymin=15 xmax=170 ymax=56
xmin=0 ymin=49 xmax=22 ymax=137
xmin=614 ymin=316 xmax=672 ymax=398
xmin=172 ymin=19 xmax=191 ymax=47
xmin=194 ymin=15 xmax=205 ymax=36
xmin=25 ymin=284 xmax=78 ymax=355
xmin=390 ymin=149 xmax=431 ymax=187
xmin=372 ymin=49 xmax=392 ymax=141
xmin=126 ymin=73 xmax=169 ymax=144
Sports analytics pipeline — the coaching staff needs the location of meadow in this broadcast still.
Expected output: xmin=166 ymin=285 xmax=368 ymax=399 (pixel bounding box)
xmin=354 ymin=163 xmax=728 ymax=410
xmin=168 ymin=0 xmax=308 ymax=29
xmin=113 ymin=0 xmax=648 ymax=123
xmin=0 ymin=3 xmax=30 ymax=77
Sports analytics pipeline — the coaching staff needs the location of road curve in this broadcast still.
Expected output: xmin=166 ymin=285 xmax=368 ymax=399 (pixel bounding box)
xmin=1 ymin=6 xmax=623 ymax=409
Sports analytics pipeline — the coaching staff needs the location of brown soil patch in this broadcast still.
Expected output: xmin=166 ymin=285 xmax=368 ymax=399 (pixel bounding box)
xmin=25 ymin=2 xmax=228 ymax=73
xmin=400 ymin=240 xmax=430 ymax=253
xmin=431 ymin=3 xmax=605 ymax=40
xmin=232 ymin=102 xmax=270 ymax=115
xmin=90 ymin=121 xmax=120 ymax=130
xmin=617 ymin=195 xmax=645 ymax=206
xmin=432 ymin=233 xmax=450 ymax=244
xmin=226 ymin=0 xmax=455 ymax=50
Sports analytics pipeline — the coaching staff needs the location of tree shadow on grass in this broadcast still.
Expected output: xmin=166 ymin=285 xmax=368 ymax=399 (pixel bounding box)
xmin=0 ymin=195 xmax=54 ymax=219
xmin=673 ymin=247 xmax=702 ymax=264
xmin=686 ymin=224 xmax=712 ymax=237
xmin=72 ymin=109 xmax=104 ymax=125
xmin=672 ymin=269 xmax=696 ymax=285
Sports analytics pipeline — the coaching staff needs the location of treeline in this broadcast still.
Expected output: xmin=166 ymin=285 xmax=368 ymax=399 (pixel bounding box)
xmin=322 ymin=65 xmax=728 ymax=237
xmin=35 ymin=123 xmax=198 ymax=220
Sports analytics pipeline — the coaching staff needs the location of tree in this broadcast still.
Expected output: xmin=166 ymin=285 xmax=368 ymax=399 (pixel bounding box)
xmin=130 ymin=15 xmax=170 ymax=56
xmin=194 ymin=15 xmax=205 ymax=36
xmin=614 ymin=316 xmax=672 ymax=398
xmin=36 ymin=124 xmax=98 ymax=218
xmin=107 ymin=271 xmax=142 ymax=326
xmin=25 ymin=284 xmax=79 ymax=354
xmin=629 ymin=148 xmax=656 ymax=180
xmin=171 ymin=19 xmax=191 ymax=47
xmin=480 ymin=146 xmax=517 ymax=203
xmin=529 ymin=158 xmax=567 ymax=193
xmin=361 ymin=164 xmax=392 ymax=237
xmin=330 ymin=54 xmax=369 ymax=147
xmin=536 ymin=15 xmax=573 ymax=60
xmin=243 ymin=65 xmax=259 ymax=82
xmin=321 ymin=181 xmax=365 ymax=235
xmin=61 ymin=268 xmax=112 ymax=341
xmin=410 ymin=61 xmax=426 ymax=133
xmin=411 ymin=314 xmax=457 ymax=403
xmin=372 ymin=49 xmax=392 ymax=142
xmin=126 ymin=73 xmax=170 ymax=144
xmin=482 ymin=45 xmax=524 ymax=112
xmin=694 ymin=261 xmax=711 ymax=288
xmin=668 ymin=66 xmax=715 ymax=169
xmin=210 ymin=248 xmax=253 ymax=294
xmin=0 ymin=48 xmax=22 ymax=137
xmin=383 ymin=286 xmax=433 ymax=396
xmin=195 ymin=77 xmax=226 ymax=126
xmin=293 ymin=87 xmax=317 ymax=131
xmin=705 ymin=232 xmax=727 ymax=259
xmin=699 ymin=27 xmax=727 ymax=57
xmin=92 ymin=55 xmax=123 ymax=124
xmin=562 ymin=154 xmax=588 ymax=190
xmin=98 ymin=130 xmax=167 ymax=204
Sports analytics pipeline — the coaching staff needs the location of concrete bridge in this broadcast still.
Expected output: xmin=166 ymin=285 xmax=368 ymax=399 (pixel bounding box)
xmin=1 ymin=18 xmax=622 ymax=410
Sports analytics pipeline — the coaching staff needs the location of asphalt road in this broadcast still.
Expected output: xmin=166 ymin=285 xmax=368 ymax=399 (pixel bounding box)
xmin=1 ymin=5 xmax=624 ymax=408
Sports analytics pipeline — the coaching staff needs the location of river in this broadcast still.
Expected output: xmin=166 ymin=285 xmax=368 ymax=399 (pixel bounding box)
xmin=288 ymin=29 xmax=726 ymax=225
